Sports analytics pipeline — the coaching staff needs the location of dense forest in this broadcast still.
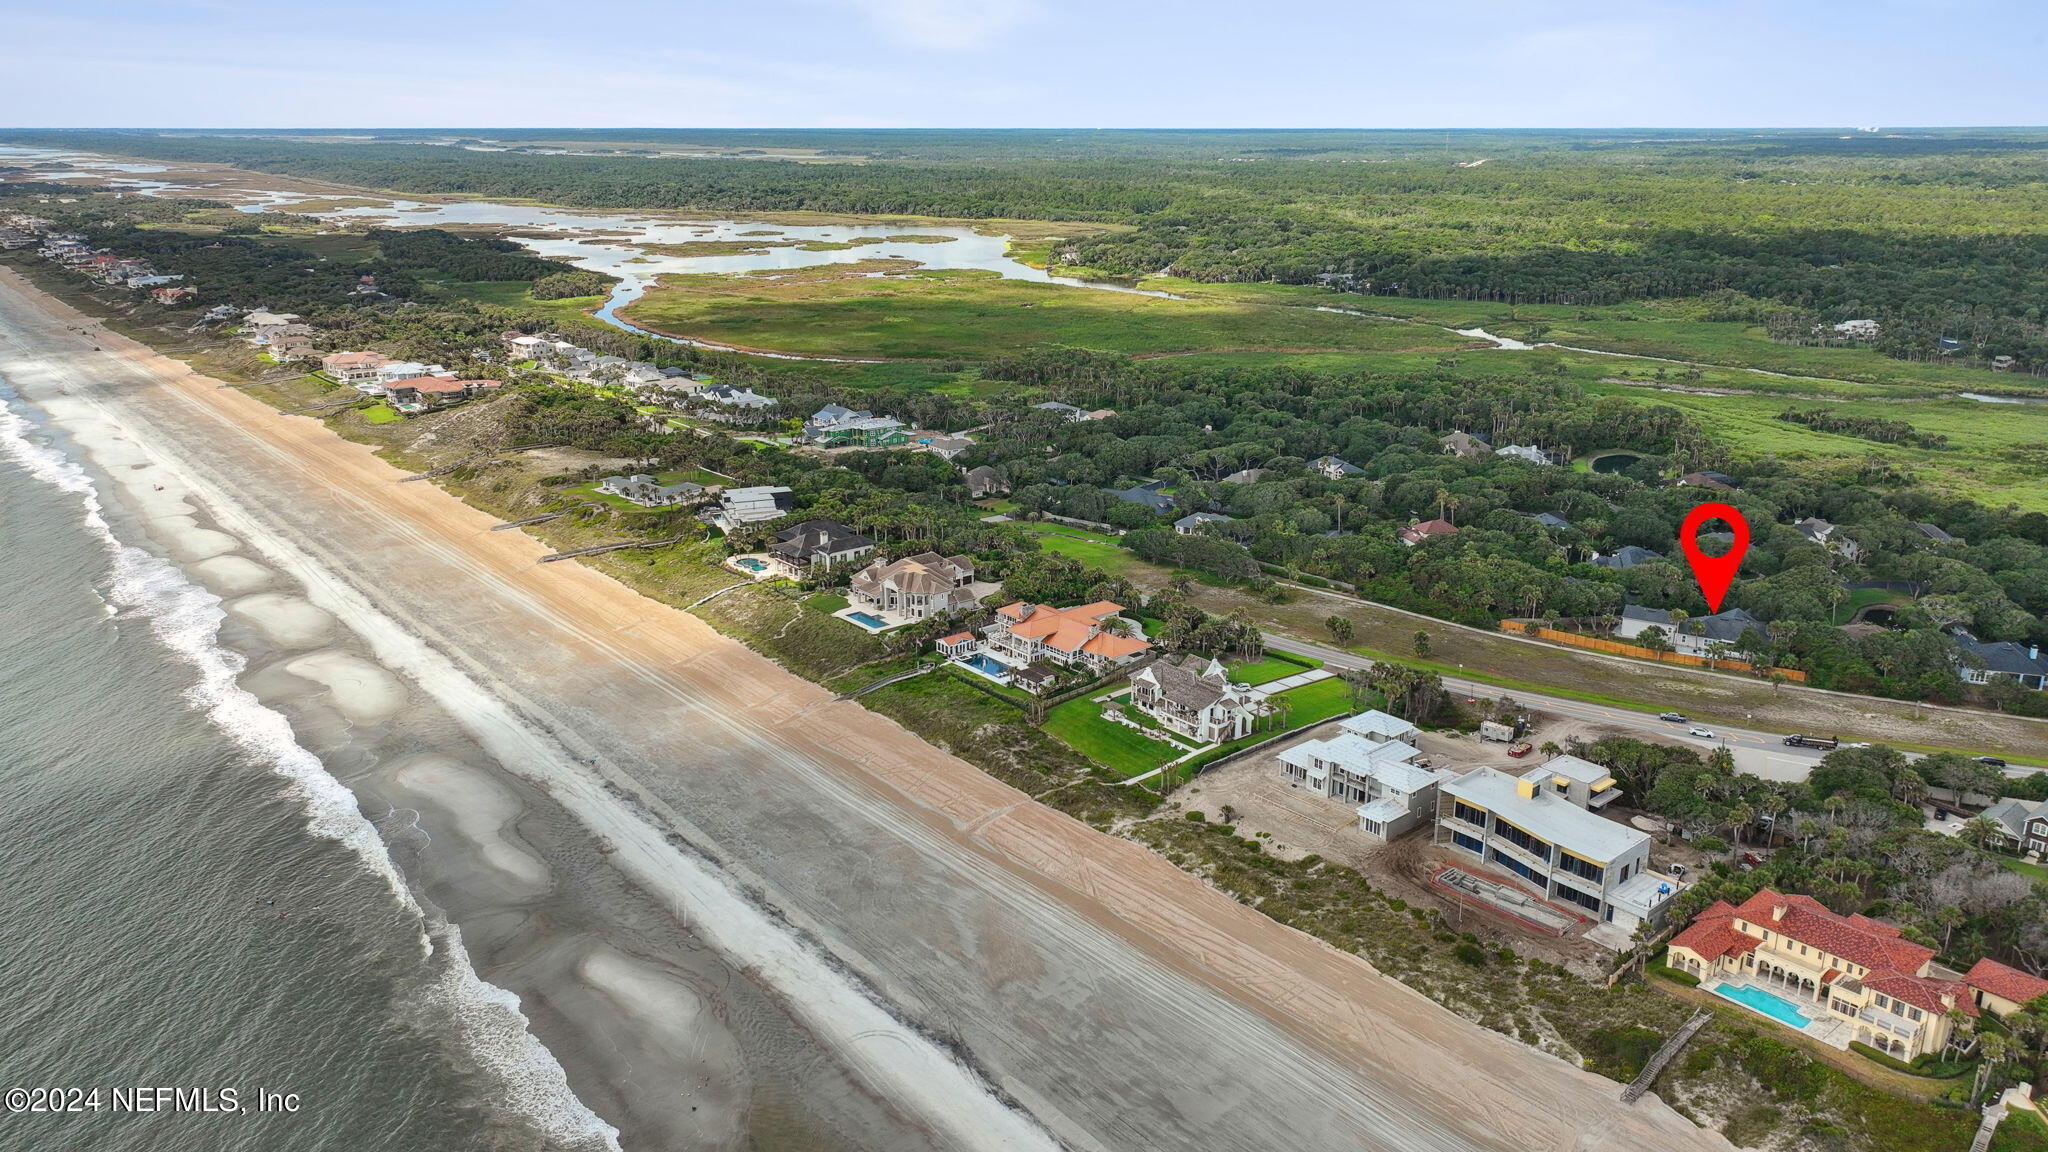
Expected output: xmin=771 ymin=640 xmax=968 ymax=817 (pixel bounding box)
xmin=13 ymin=128 xmax=2048 ymax=369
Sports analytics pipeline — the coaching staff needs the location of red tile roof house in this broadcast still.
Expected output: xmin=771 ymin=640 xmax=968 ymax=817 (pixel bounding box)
xmin=1398 ymin=518 xmax=1459 ymax=547
xmin=321 ymin=351 xmax=391 ymax=385
xmin=981 ymin=601 xmax=1151 ymax=673
xmin=1666 ymin=889 xmax=2035 ymax=1060
xmin=383 ymin=376 xmax=501 ymax=414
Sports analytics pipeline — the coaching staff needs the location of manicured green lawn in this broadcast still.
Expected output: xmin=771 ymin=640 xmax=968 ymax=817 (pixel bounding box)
xmin=2001 ymin=857 xmax=2048 ymax=885
xmin=1265 ymin=676 xmax=1353 ymax=729
xmin=1226 ymin=650 xmax=1322 ymax=686
xmin=1016 ymin=523 xmax=1161 ymax=579
xmin=804 ymin=592 xmax=850 ymax=614
xmin=1043 ymin=696 xmax=1186 ymax=778
xmin=362 ymin=402 xmax=403 ymax=424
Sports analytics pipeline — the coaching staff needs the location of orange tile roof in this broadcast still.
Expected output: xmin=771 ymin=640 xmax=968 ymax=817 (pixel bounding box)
xmin=1967 ymin=958 xmax=2048 ymax=1007
xmin=994 ymin=601 xmax=1149 ymax=659
xmin=1731 ymin=890 xmax=1934 ymax=976
xmin=1668 ymin=901 xmax=1759 ymax=962
xmin=1081 ymin=632 xmax=1151 ymax=660
xmin=937 ymin=632 xmax=973 ymax=645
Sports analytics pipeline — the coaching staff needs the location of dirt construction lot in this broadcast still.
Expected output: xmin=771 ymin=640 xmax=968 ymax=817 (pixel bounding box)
xmin=1170 ymin=722 xmax=1713 ymax=978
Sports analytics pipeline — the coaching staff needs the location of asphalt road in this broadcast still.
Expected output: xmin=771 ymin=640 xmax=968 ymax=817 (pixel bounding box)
xmin=1268 ymin=632 xmax=1837 ymax=782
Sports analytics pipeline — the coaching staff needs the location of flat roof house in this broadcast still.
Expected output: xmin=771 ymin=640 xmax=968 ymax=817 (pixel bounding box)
xmin=1280 ymin=719 xmax=1452 ymax=840
xmin=848 ymin=552 xmax=979 ymax=620
xmin=1128 ymin=655 xmax=1257 ymax=744
xmin=982 ymin=601 xmax=1150 ymax=672
xmin=765 ymin=519 xmax=876 ymax=577
xmin=1436 ymin=765 xmax=1674 ymax=931
xmin=716 ymin=486 xmax=794 ymax=526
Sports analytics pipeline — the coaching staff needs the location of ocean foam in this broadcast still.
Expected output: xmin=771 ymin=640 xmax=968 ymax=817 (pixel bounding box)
xmin=0 ymin=390 xmax=412 ymax=903
xmin=424 ymin=925 xmax=623 ymax=1151
xmin=0 ymin=385 xmax=620 ymax=1152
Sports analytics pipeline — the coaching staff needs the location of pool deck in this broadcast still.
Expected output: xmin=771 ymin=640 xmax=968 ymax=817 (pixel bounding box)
xmin=723 ymin=551 xmax=783 ymax=582
xmin=1708 ymin=980 xmax=1853 ymax=1049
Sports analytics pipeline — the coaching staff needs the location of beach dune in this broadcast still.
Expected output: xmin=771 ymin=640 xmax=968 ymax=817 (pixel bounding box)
xmin=0 ymin=266 xmax=1730 ymax=1152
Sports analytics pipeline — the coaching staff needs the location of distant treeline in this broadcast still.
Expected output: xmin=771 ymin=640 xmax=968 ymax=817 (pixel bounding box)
xmin=13 ymin=130 xmax=2048 ymax=368
xmin=1777 ymin=407 xmax=1949 ymax=449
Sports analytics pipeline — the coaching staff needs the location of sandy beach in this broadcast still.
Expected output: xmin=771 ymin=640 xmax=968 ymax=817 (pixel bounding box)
xmin=0 ymin=264 xmax=1733 ymax=1151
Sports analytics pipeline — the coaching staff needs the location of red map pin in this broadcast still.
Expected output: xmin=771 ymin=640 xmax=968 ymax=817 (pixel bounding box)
xmin=1678 ymin=502 xmax=1749 ymax=613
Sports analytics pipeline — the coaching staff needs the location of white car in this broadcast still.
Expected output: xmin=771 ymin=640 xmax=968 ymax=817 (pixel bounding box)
xmin=1688 ymin=726 xmax=1715 ymax=738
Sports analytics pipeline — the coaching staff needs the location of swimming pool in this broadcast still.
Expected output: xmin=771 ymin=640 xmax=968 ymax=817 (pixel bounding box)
xmin=962 ymin=653 xmax=1009 ymax=677
xmin=734 ymin=557 xmax=766 ymax=572
xmin=845 ymin=611 xmax=887 ymax=629
xmin=1710 ymin=981 xmax=1812 ymax=1030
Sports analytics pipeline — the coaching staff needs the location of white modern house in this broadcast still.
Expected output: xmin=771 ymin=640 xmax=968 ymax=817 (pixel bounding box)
xmin=1279 ymin=710 xmax=1452 ymax=839
xmin=714 ymin=486 xmax=794 ymax=526
xmin=1436 ymin=764 xmax=1678 ymax=932
xmin=1127 ymin=655 xmax=1257 ymax=744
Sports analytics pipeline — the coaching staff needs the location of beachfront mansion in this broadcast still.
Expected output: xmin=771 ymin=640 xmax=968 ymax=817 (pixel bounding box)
xmin=1668 ymin=889 xmax=2048 ymax=1061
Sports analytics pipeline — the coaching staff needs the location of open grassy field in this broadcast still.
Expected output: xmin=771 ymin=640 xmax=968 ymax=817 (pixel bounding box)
xmin=433 ymin=279 xmax=610 ymax=325
xmin=1014 ymin=523 xmax=1167 ymax=580
xmin=620 ymin=266 xmax=1468 ymax=360
xmin=1581 ymin=379 xmax=2048 ymax=511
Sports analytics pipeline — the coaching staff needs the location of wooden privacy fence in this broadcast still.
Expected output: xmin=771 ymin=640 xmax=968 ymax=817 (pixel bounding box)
xmin=1499 ymin=621 xmax=1808 ymax=682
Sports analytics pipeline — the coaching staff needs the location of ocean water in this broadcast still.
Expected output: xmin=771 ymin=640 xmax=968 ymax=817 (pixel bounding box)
xmin=0 ymin=391 xmax=581 ymax=1152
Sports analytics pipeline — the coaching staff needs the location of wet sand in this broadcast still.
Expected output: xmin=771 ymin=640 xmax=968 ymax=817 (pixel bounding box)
xmin=0 ymin=266 xmax=1732 ymax=1152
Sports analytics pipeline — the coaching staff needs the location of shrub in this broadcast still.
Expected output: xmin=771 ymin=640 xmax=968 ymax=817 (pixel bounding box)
xmin=1583 ymin=1024 xmax=1664 ymax=1080
xmin=1454 ymin=942 xmax=1488 ymax=966
xmin=1649 ymin=961 xmax=1701 ymax=988
xmin=1184 ymin=811 xmax=1206 ymax=822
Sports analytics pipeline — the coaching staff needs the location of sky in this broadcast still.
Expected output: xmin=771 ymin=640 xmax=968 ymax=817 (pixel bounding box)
xmin=3 ymin=0 xmax=2045 ymax=129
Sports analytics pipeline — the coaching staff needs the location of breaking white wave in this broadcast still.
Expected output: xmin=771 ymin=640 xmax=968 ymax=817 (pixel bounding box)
xmin=424 ymin=924 xmax=623 ymax=1151
xmin=0 ymin=386 xmax=621 ymax=1152
xmin=0 ymin=389 xmax=412 ymax=904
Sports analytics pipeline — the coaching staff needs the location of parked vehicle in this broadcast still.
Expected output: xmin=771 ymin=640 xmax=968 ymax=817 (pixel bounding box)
xmin=1506 ymin=741 xmax=1533 ymax=758
xmin=1688 ymin=727 xmax=1715 ymax=738
xmin=1478 ymin=720 xmax=1518 ymax=743
xmin=1658 ymin=712 xmax=1687 ymax=722
xmin=1668 ymin=863 xmax=1687 ymax=878
xmin=1783 ymin=734 xmax=1840 ymax=750
xmin=1976 ymin=756 xmax=2009 ymax=768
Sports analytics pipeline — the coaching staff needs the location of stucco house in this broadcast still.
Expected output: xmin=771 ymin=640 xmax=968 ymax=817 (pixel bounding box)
xmin=981 ymin=601 xmax=1150 ymax=672
xmin=1665 ymin=889 xmax=2037 ymax=1061
xmin=848 ymin=553 xmax=979 ymax=620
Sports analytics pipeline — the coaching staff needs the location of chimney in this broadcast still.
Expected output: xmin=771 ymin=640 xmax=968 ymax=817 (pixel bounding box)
xmin=1772 ymin=903 xmax=1788 ymax=922
xmin=2031 ymin=645 xmax=2040 ymax=661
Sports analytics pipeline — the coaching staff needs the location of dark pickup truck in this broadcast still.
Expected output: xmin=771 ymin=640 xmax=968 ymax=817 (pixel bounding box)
xmin=1783 ymin=734 xmax=1841 ymax=750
